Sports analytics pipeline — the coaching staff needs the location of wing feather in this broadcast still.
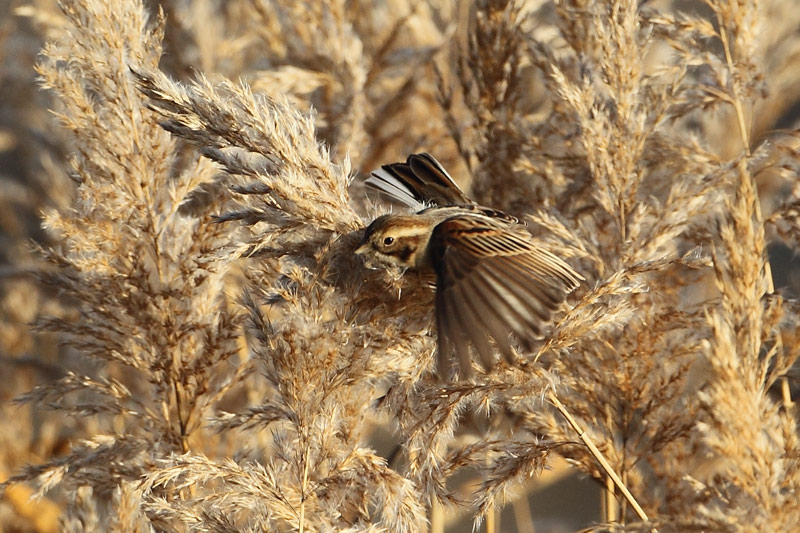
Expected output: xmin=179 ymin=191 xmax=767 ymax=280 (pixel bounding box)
xmin=366 ymin=153 xmax=472 ymax=208
xmin=449 ymin=278 xmax=497 ymax=372
xmin=442 ymin=287 xmax=474 ymax=378
xmin=431 ymin=215 xmax=582 ymax=377
xmin=460 ymin=227 xmax=583 ymax=292
xmin=365 ymin=167 xmax=425 ymax=210
xmin=493 ymin=254 xmax=570 ymax=308
xmin=480 ymin=259 xmax=554 ymax=323
xmin=458 ymin=274 xmax=519 ymax=365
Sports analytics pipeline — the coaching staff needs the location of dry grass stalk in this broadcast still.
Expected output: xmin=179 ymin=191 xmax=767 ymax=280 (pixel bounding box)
xmin=548 ymin=391 xmax=650 ymax=525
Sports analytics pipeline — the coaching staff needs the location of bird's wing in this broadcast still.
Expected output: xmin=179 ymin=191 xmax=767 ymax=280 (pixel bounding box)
xmin=365 ymin=153 xmax=473 ymax=209
xmin=430 ymin=215 xmax=583 ymax=378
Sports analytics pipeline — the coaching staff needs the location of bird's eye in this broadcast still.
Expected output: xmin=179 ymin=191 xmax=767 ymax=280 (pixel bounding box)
xmin=383 ymin=236 xmax=395 ymax=246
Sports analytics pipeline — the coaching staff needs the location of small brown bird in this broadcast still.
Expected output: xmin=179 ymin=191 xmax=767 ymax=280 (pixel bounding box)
xmin=357 ymin=153 xmax=582 ymax=378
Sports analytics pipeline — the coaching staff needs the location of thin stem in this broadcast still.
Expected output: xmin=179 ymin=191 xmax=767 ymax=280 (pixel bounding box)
xmin=781 ymin=378 xmax=795 ymax=409
xmin=173 ymin=380 xmax=189 ymax=453
xmin=605 ymin=472 xmax=617 ymax=522
xmin=548 ymin=391 xmax=655 ymax=529
xmin=603 ymin=403 xmax=618 ymax=523
xmin=486 ymin=506 xmax=497 ymax=533
xmin=430 ymin=498 xmax=444 ymax=533
xmin=718 ymin=19 xmax=791 ymax=408
xmin=511 ymin=492 xmax=535 ymax=533
xmin=716 ymin=17 xmax=750 ymax=154
xmin=299 ymin=446 xmax=310 ymax=533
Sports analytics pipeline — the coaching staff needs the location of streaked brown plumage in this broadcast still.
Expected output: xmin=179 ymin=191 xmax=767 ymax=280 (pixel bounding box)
xmin=357 ymin=153 xmax=583 ymax=378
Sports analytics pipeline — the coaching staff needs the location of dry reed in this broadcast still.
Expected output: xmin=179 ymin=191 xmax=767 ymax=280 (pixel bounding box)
xmin=1 ymin=0 xmax=800 ymax=531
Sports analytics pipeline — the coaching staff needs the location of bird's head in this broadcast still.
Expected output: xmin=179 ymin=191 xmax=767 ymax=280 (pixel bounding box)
xmin=356 ymin=214 xmax=432 ymax=269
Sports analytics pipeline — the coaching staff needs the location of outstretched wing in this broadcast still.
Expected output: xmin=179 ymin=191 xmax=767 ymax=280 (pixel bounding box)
xmin=430 ymin=215 xmax=583 ymax=378
xmin=365 ymin=153 xmax=473 ymax=209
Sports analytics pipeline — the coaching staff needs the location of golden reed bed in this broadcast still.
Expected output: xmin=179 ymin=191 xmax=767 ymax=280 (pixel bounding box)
xmin=1 ymin=1 xmax=800 ymax=531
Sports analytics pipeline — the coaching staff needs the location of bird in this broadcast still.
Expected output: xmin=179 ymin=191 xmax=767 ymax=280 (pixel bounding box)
xmin=356 ymin=153 xmax=583 ymax=378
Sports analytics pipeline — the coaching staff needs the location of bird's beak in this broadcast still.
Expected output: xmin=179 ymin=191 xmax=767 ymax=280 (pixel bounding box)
xmin=355 ymin=243 xmax=370 ymax=256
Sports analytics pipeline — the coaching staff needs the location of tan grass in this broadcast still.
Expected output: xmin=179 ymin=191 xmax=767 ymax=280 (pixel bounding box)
xmin=1 ymin=0 xmax=800 ymax=531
